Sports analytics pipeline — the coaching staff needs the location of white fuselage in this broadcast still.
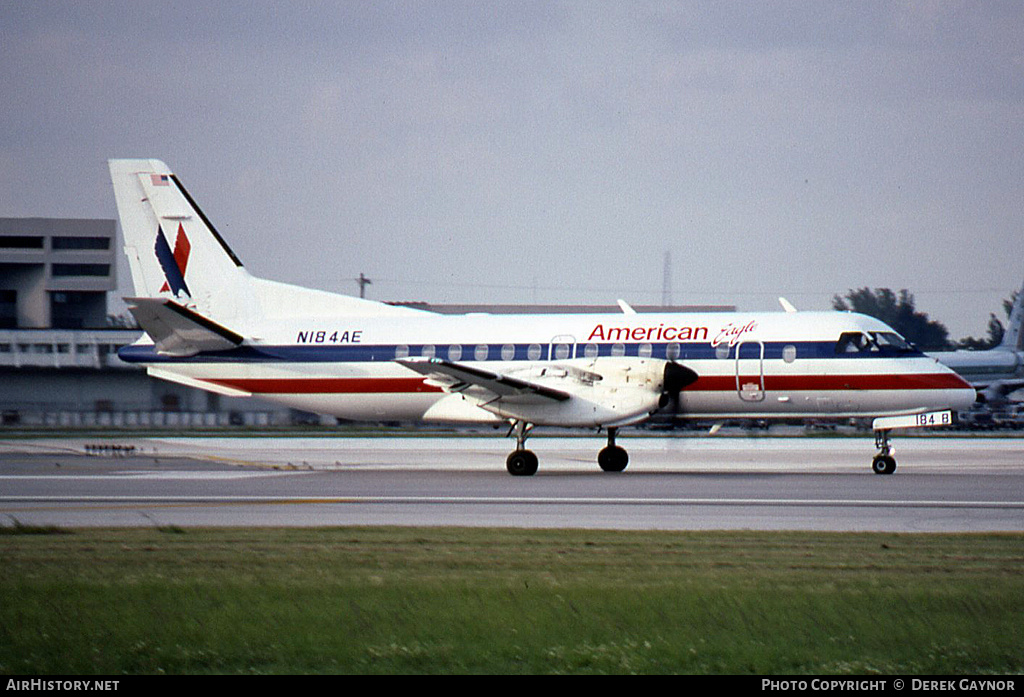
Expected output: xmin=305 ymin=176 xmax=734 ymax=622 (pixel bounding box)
xmin=120 ymin=309 xmax=976 ymax=426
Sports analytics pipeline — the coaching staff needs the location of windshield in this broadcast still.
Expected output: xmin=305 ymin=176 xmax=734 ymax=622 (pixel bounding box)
xmin=835 ymin=331 xmax=916 ymax=355
xmin=871 ymin=332 xmax=914 ymax=352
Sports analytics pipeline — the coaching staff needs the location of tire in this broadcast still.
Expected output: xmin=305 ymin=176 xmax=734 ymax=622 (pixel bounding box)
xmin=872 ymin=455 xmax=896 ymax=475
xmin=506 ymin=450 xmax=539 ymax=476
xmin=598 ymin=445 xmax=629 ymax=473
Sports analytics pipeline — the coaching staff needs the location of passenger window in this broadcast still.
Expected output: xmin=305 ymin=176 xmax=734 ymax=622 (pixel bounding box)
xmin=448 ymin=344 xmax=463 ymax=361
xmin=395 ymin=344 xmax=410 ymax=359
xmin=611 ymin=343 xmax=626 ymax=357
xmin=527 ymin=343 xmax=543 ymax=360
xmin=583 ymin=343 xmax=599 ymax=359
xmin=501 ymin=344 xmax=515 ymax=361
xmin=474 ymin=344 xmax=489 ymax=361
xmin=782 ymin=345 xmax=797 ymax=363
xmin=421 ymin=344 xmax=436 ymax=359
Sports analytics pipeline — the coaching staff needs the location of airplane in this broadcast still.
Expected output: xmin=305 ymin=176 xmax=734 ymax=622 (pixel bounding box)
xmin=927 ymin=280 xmax=1024 ymax=405
xmin=108 ymin=159 xmax=976 ymax=476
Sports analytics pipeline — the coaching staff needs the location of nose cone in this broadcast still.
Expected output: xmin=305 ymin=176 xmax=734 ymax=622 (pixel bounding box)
xmin=943 ymin=368 xmax=978 ymax=411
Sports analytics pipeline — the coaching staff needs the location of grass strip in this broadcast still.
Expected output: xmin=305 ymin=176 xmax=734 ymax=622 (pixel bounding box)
xmin=1 ymin=527 xmax=1022 ymax=674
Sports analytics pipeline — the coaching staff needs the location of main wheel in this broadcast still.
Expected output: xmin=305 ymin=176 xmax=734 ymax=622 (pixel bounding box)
xmin=506 ymin=449 xmax=539 ymax=476
xmin=871 ymin=454 xmax=896 ymax=475
xmin=598 ymin=445 xmax=629 ymax=473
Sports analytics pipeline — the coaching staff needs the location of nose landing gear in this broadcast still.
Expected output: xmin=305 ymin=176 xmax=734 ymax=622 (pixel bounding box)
xmin=872 ymin=429 xmax=897 ymax=475
xmin=870 ymin=410 xmax=956 ymax=475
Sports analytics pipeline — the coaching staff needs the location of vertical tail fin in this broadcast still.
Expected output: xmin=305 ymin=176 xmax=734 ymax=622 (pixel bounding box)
xmin=999 ymin=276 xmax=1024 ymax=351
xmin=110 ymin=158 xmax=431 ymax=325
xmin=109 ymin=159 xmax=253 ymax=324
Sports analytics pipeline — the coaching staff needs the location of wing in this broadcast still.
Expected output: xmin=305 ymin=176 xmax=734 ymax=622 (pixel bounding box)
xmin=126 ymin=297 xmax=244 ymax=356
xmin=396 ymin=357 xmax=571 ymax=403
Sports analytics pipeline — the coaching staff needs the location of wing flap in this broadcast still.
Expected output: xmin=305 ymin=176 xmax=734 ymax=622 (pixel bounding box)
xmin=396 ymin=358 xmax=571 ymax=402
xmin=126 ymin=297 xmax=244 ymax=356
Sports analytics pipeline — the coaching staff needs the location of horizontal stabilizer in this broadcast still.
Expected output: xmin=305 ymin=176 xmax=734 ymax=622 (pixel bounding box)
xmin=126 ymin=297 xmax=244 ymax=356
xmin=396 ymin=358 xmax=571 ymax=402
xmin=147 ymin=367 xmax=253 ymax=398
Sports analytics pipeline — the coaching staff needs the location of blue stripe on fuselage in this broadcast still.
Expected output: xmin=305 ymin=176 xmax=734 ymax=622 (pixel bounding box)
xmin=117 ymin=341 xmax=924 ymax=364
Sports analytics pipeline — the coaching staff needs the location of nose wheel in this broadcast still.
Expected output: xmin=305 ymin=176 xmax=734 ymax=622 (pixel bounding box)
xmin=872 ymin=430 xmax=897 ymax=475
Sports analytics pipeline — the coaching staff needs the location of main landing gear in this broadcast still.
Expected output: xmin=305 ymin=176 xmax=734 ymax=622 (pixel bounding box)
xmin=597 ymin=427 xmax=628 ymax=473
xmin=872 ymin=429 xmax=897 ymax=475
xmin=504 ymin=422 xmax=630 ymax=476
xmin=506 ymin=421 xmax=538 ymax=476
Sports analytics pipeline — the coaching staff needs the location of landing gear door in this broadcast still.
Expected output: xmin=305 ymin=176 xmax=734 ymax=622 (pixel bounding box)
xmin=736 ymin=340 xmax=765 ymax=402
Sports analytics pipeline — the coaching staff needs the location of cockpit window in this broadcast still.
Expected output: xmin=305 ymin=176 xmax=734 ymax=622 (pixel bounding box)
xmin=835 ymin=331 xmax=916 ymax=355
xmin=872 ymin=332 xmax=913 ymax=351
xmin=836 ymin=332 xmax=870 ymax=354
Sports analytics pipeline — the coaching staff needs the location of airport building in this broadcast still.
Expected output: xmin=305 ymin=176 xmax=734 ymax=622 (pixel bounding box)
xmin=1 ymin=217 xmax=117 ymax=330
xmin=0 ymin=218 xmax=290 ymax=427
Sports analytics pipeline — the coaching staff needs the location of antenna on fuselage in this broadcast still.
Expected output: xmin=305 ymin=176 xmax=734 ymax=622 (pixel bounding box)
xmin=356 ymin=273 xmax=372 ymax=299
xmin=779 ymin=297 xmax=798 ymax=313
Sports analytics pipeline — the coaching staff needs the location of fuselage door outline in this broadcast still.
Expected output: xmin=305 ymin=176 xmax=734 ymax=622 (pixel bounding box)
xmin=549 ymin=334 xmax=576 ymax=362
xmin=736 ymin=340 xmax=766 ymax=402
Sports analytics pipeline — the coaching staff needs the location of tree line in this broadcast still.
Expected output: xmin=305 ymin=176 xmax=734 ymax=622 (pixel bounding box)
xmin=832 ymin=287 xmax=1016 ymax=351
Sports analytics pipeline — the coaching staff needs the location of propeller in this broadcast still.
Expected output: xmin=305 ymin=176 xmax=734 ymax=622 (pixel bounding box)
xmin=660 ymin=360 xmax=699 ymax=411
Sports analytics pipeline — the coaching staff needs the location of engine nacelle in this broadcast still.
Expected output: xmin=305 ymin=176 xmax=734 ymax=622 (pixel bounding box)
xmin=481 ymin=358 xmax=681 ymax=427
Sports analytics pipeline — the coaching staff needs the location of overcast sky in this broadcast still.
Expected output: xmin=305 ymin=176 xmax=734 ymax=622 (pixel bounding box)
xmin=2 ymin=1 xmax=1022 ymax=339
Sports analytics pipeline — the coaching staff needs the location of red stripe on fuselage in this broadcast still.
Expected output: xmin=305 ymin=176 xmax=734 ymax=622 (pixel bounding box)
xmin=692 ymin=373 xmax=971 ymax=392
xmin=203 ymin=374 xmax=968 ymax=395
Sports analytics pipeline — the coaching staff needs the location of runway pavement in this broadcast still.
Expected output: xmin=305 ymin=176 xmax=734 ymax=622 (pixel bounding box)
xmin=1 ymin=434 xmax=1023 ymax=531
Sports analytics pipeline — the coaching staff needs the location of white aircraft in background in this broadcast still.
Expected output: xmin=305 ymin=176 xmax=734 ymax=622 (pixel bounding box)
xmin=928 ymin=280 xmax=1024 ymax=405
xmin=109 ymin=159 xmax=975 ymax=476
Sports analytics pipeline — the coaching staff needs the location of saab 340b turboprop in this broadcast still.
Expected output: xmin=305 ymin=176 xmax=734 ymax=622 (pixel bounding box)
xmin=109 ymin=159 xmax=976 ymax=476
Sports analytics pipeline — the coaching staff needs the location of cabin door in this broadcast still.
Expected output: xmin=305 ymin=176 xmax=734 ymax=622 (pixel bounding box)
xmin=549 ymin=335 xmax=576 ymax=361
xmin=735 ymin=340 xmax=766 ymax=402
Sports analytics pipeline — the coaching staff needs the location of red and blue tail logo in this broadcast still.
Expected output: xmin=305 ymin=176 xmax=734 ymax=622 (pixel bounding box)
xmin=155 ymin=224 xmax=191 ymax=297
